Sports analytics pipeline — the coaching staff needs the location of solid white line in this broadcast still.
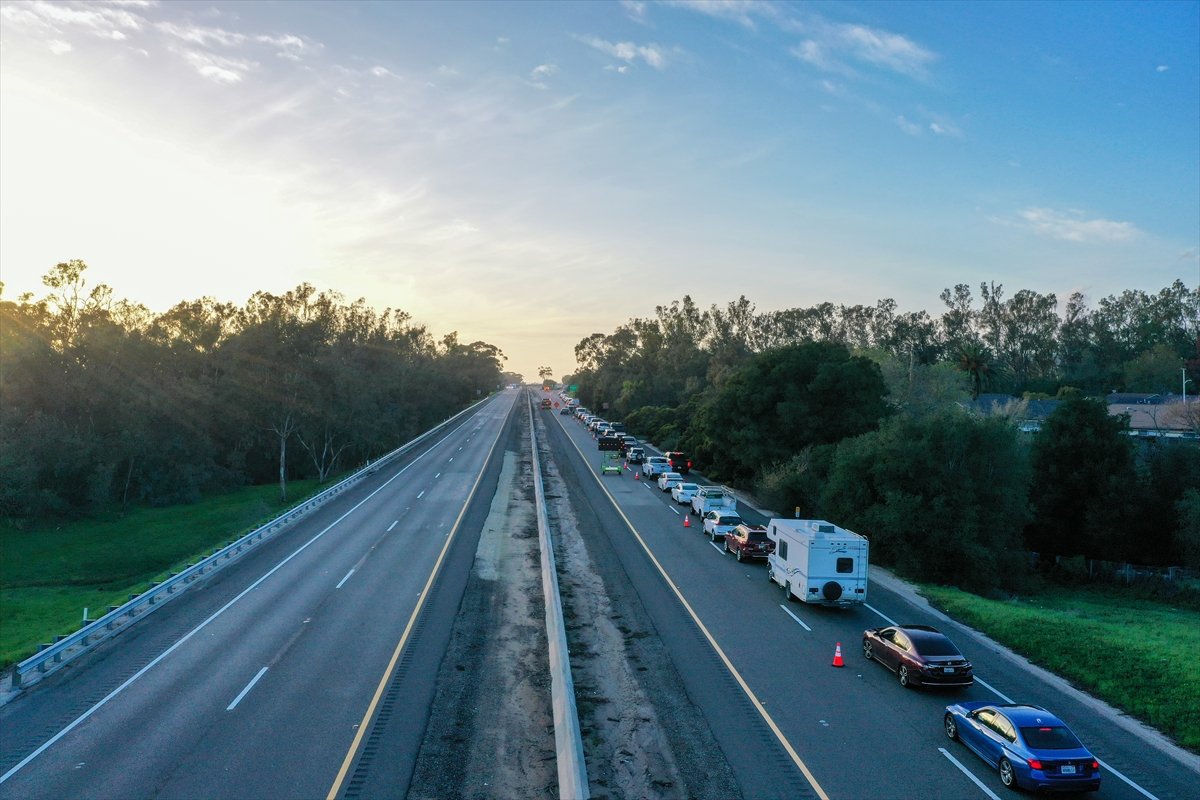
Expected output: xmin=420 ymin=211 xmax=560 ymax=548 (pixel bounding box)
xmin=387 ymin=521 xmax=397 ymax=532
xmin=976 ymin=676 xmax=1014 ymax=704
xmin=0 ymin=409 xmax=479 ymax=786
xmin=865 ymin=602 xmax=898 ymax=626
xmin=226 ymin=667 xmax=268 ymax=711
xmin=1095 ymin=758 xmax=1159 ymax=800
xmin=417 ymin=491 xmax=425 ymax=499
xmin=335 ymin=569 xmax=355 ymax=589
xmin=780 ymin=604 xmax=812 ymax=632
xmin=939 ymin=747 xmax=1002 ymax=800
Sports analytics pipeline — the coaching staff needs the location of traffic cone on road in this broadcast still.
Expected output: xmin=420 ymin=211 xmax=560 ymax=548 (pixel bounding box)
xmin=634 ymin=471 xmax=640 ymax=480
xmin=683 ymin=515 xmax=691 ymax=528
xmin=832 ymin=642 xmax=845 ymax=668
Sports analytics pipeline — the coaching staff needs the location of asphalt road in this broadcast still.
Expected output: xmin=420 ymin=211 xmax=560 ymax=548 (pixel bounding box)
xmin=0 ymin=390 xmax=521 ymax=800
xmin=547 ymin=407 xmax=1198 ymax=800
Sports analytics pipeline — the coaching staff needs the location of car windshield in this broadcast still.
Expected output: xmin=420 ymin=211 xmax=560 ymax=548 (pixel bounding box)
xmin=911 ymin=635 xmax=960 ymax=656
xmin=747 ymin=531 xmax=769 ymax=541
xmin=1020 ymin=725 xmax=1083 ymax=750
xmin=721 ymin=516 xmax=742 ymax=526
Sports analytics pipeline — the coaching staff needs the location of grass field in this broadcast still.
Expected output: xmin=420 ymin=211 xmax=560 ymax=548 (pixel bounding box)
xmin=0 ymin=478 xmax=329 ymax=668
xmin=920 ymin=584 xmax=1200 ymax=753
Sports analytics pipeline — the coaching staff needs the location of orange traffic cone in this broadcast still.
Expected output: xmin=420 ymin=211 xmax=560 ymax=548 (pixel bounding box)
xmin=634 ymin=471 xmax=640 ymax=480
xmin=832 ymin=642 xmax=845 ymax=668
xmin=683 ymin=515 xmax=691 ymax=528
xmin=624 ymin=461 xmax=629 ymax=470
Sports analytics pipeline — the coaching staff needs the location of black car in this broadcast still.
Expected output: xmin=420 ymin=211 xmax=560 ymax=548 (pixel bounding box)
xmin=862 ymin=624 xmax=974 ymax=688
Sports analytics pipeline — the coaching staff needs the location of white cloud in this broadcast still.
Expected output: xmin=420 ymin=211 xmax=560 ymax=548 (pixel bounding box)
xmin=157 ymin=21 xmax=245 ymax=47
xmin=180 ymin=49 xmax=255 ymax=84
xmin=896 ymin=115 xmax=921 ymax=136
xmin=1157 ymin=64 xmax=1169 ymax=73
xmin=789 ymin=18 xmax=935 ymax=80
xmin=1010 ymin=208 xmax=1141 ymax=243
xmin=48 ymin=39 xmax=72 ymax=55
xmin=255 ymin=33 xmax=321 ymax=61
xmin=664 ymin=0 xmax=764 ymax=30
xmin=579 ymin=35 xmax=668 ymax=70
xmin=369 ymin=65 xmax=398 ymax=78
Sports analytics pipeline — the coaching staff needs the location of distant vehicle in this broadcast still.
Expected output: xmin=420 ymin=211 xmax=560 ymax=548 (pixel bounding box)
xmin=607 ymin=422 xmax=627 ymax=435
xmin=587 ymin=418 xmax=606 ymax=432
xmin=619 ymin=435 xmax=639 ymax=454
xmin=863 ymin=624 xmax=973 ymax=689
xmin=559 ymin=406 xmax=573 ymax=415
xmin=539 ymin=398 xmax=552 ymax=410
xmin=626 ymin=447 xmax=646 ymax=465
xmin=724 ymin=524 xmax=774 ymax=562
xmin=690 ymin=485 xmax=737 ymax=517
xmin=657 ymin=472 xmax=683 ymax=492
xmin=703 ymin=511 xmax=743 ymax=541
xmin=642 ymin=456 xmax=671 ymax=478
xmin=664 ymin=451 xmax=692 ymax=474
xmin=671 ymin=482 xmax=700 ymax=505
xmin=767 ymin=519 xmax=868 ymax=606
xmin=943 ymin=703 xmax=1101 ymax=793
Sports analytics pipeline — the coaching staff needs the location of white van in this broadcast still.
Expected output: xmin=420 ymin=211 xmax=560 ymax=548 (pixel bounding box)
xmin=766 ymin=519 xmax=868 ymax=607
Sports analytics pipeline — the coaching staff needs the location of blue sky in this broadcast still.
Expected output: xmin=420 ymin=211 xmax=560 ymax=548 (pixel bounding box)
xmin=1 ymin=0 xmax=1197 ymax=380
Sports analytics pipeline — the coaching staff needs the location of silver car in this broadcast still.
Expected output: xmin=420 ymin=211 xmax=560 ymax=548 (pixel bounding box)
xmin=657 ymin=472 xmax=683 ymax=492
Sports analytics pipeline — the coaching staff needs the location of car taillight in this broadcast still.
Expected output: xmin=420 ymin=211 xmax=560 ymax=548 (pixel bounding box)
xmin=1027 ymin=759 xmax=1042 ymax=771
xmin=687 ymin=460 xmax=693 ymax=468
xmin=1091 ymin=761 xmax=1099 ymax=770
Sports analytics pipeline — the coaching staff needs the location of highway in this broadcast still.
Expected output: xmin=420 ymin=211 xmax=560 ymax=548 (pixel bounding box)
xmin=543 ymin=405 xmax=1197 ymax=800
xmin=1 ymin=386 xmax=1195 ymax=799
xmin=0 ymin=391 xmax=521 ymax=800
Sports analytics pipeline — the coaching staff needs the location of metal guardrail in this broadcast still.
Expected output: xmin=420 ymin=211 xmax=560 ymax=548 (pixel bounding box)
xmin=11 ymin=395 xmax=494 ymax=690
xmin=528 ymin=396 xmax=590 ymax=800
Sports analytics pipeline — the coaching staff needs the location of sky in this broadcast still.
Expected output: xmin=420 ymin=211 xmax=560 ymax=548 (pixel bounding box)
xmin=1 ymin=0 xmax=1197 ymax=382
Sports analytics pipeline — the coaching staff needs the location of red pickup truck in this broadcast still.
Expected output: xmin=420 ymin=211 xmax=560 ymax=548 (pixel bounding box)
xmin=724 ymin=524 xmax=774 ymax=562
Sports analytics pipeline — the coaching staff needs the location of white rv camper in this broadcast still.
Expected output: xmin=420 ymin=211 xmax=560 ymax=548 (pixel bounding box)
xmin=766 ymin=519 xmax=868 ymax=606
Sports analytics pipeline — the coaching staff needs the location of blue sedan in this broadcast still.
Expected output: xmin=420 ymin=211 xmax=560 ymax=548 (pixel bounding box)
xmin=943 ymin=702 xmax=1101 ymax=793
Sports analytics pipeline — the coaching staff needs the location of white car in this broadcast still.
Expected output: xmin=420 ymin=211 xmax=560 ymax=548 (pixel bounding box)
xmin=657 ymin=472 xmax=683 ymax=492
xmin=642 ymin=456 xmax=670 ymax=478
xmin=703 ymin=511 xmax=744 ymax=541
xmin=671 ymin=482 xmax=700 ymax=505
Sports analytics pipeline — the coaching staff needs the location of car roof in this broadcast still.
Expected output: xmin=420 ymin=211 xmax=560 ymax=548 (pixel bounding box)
xmin=993 ymin=705 xmax=1062 ymax=725
xmin=647 ymin=456 xmax=668 ymax=462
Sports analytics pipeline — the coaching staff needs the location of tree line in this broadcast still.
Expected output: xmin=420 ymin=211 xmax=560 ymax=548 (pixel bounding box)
xmin=567 ymin=282 xmax=1200 ymax=591
xmin=1 ymin=261 xmax=505 ymax=520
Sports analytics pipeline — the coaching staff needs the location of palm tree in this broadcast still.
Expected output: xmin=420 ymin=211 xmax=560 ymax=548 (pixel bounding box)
xmin=956 ymin=342 xmax=994 ymax=400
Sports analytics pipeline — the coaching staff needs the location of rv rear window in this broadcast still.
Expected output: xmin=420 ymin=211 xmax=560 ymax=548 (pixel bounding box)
xmin=778 ymin=540 xmax=788 ymax=559
xmin=836 ymin=557 xmax=854 ymax=573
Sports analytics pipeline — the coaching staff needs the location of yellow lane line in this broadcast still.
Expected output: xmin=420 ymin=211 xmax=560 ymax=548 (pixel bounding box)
xmin=326 ymin=405 xmax=510 ymax=800
xmin=551 ymin=414 xmax=832 ymax=800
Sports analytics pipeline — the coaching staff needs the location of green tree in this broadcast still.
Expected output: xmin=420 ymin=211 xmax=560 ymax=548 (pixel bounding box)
xmin=1025 ymin=398 xmax=1137 ymax=560
xmin=690 ymin=341 xmax=889 ymax=483
xmin=820 ymin=411 xmax=1032 ymax=592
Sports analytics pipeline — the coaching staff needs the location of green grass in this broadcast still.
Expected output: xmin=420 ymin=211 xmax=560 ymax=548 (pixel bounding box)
xmin=1 ymin=478 xmax=332 ymax=668
xmin=921 ymin=584 xmax=1200 ymax=753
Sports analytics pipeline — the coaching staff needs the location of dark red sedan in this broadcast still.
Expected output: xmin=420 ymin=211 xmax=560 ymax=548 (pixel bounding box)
xmin=862 ymin=624 xmax=974 ymax=689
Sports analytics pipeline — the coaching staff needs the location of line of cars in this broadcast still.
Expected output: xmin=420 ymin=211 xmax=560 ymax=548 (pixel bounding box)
xmin=563 ymin=403 xmax=1103 ymax=794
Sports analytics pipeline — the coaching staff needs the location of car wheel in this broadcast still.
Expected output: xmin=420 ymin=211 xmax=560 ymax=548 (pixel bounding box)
xmin=724 ymin=540 xmax=731 ymax=553
xmin=863 ymin=641 xmax=873 ymax=661
xmin=944 ymin=713 xmax=958 ymax=741
xmin=999 ymin=758 xmax=1016 ymax=790
xmin=736 ymin=549 xmax=744 ymax=562
xmin=898 ymin=664 xmax=911 ymax=688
